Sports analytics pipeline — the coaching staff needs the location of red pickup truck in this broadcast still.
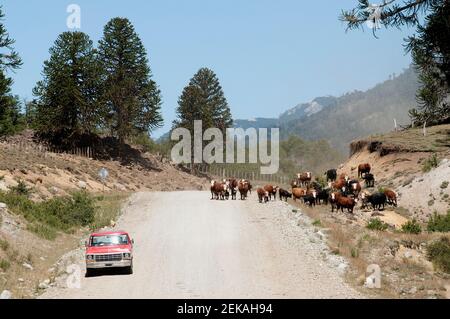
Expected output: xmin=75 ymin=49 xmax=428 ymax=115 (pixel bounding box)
xmin=85 ymin=231 xmax=134 ymax=276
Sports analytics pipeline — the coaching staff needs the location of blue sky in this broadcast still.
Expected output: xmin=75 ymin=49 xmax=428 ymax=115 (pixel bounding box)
xmin=2 ymin=0 xmax=415 ymax=137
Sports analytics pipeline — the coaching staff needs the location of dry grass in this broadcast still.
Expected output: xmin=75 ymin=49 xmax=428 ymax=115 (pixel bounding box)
xmin=350 ymin=124 xmax=450 ymax=156
xmin=287 ymin=197 xmax=450 ymax=299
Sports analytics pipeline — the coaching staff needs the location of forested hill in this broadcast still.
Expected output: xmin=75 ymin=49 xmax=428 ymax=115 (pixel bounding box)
xmin=234 ymin=67 xmax=419 ymax=155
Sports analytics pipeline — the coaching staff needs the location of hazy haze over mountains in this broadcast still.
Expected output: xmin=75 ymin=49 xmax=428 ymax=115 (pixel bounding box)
xmin=234 ymin=67 xmax=418 ymax=154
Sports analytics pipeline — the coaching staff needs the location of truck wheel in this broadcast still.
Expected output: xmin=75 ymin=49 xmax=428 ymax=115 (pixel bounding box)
xmin=125 ymin=263 xmax=133 ymax=275
xmin=85 ymin=269 xmax=95 ymax=277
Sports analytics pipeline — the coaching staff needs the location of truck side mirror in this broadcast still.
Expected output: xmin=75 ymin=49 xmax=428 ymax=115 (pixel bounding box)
xmin=84 ymin=240 xmax=88 ymax=247
xmin=132 ymin=239 xmax=135 ymax=244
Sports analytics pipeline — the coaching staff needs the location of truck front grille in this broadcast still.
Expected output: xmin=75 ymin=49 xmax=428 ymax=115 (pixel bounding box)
xmin=94 ymin=253 xmax=123 ymax=262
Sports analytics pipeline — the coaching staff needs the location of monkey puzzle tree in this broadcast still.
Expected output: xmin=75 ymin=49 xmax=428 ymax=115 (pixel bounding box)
xmin=33 ymin=31 xmax=102 ymax=145
xmin=173 ymin=68 xmax=233 ymax=170
xmin=341 ymin=0 xmax=449 ymax=126
xmin=98 ymin=18 xmax=163 ymax=144
xmin=0 ymin=5 xmax=24 ymax=137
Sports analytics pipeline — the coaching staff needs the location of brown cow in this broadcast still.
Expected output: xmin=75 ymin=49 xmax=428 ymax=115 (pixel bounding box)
xmin=330 ymin=178 xmax=346 ymax=191
xmin=257 ymin=188 xmax=269 ymax=203
xmin=329 ymin=192 xmax=341 ymax=212
xmin=210 ymin=181 xmax=227 ymax=200
xmin=238 ymin=181 xmax=250 ymax=200
xmin=297 ymin=172 xmax=312 ymax=187
xmin=331 ymin=193 xmax=358 ymax=214
xmin=384 ymin=189 xmax=397 ymax=207
xmin=239 ymin=179 xmax=253 ymax=194
xmin=348 ymin=180 xmax=362 ymax=197
xmin=358 ymin=163 xmax=371 ymax=178
xmin=264 ymin=185 xmax=279 ymax=201
xmin=292 ymin=188 xmax=307 ymax=201
xmin=227 ymin=178 xmax=239 ymax=200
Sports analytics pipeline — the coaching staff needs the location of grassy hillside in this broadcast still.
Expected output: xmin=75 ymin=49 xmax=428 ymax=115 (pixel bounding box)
xmin=350 ymin=124 xmax=450 ymax=156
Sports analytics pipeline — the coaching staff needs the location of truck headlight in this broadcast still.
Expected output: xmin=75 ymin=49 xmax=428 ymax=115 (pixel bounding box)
xmin=123 ymin=253 xmax=131 ymax=259
xmin=86 ymin=255 xmax=94 ymax=260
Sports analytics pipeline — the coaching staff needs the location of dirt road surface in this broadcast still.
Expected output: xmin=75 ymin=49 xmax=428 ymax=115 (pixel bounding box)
xmin=41 ymin=191 xmax=363 ymax=299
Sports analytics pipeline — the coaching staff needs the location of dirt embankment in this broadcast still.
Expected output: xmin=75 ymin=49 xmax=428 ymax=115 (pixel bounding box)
xmin=342 ymin=124 xmax=450 ymax=221
xmin=0 ymin=133 xmax=209 ymax=201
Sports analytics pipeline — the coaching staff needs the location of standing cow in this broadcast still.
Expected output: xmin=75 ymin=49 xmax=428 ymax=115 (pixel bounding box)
xmin=210 ymin=181 xmax=227 ymax=200
xmin=257 ymin=188 xmax=269 ymax=203
xmin=297 ymin=172 xmax=312 ymax=187
xmin=238 ymin=180 xmax=250 ymax=200
xmin=264 ymin=185 xmax=279 ymax=201
xmin=324 ymin=169 xmax=337 ymax=182
xmin=358 ymin=163 xmax=371 ymax=178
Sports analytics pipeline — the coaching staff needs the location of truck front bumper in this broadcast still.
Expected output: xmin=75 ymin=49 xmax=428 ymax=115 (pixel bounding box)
xmin=86 ymin=259 xmax=132 ymax=269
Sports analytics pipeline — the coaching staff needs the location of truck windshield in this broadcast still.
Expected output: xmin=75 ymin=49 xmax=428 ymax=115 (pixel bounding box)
xmin=90 ymin=234 xmax=128 ymax=246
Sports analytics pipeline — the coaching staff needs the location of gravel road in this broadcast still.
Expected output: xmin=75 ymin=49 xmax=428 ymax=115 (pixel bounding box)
xmin=41 ymin=191 xmax=363 ymax=299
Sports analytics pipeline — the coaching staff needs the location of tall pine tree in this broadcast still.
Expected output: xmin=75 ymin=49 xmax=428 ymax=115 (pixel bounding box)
xmin=98 ymin=18 xmax=163 ymax=143
xmin=33 ymin=31 xmax=102 ymax=145
xmin=0 ymin=5 xmax=23 ymax=137
xmin=174 ymin=68 xmax=233 ymax=131
xmin=173 ymin=68 xmax=233 ymax=168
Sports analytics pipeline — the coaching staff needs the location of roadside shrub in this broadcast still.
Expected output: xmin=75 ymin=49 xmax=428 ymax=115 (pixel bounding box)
xmin=427 ymin=211 xmax=450 ymax=233
xmin=8 ymin=180 xmax=32 ymax=196
xmin=366 ymin=218 xmax=389 ymax=231
xmin=422 ymin=153 xmax=439 ymax=173
xmin=441 ymin=181 xmax=449 ymax=189
xmin=0 ymin=259 xmax=11 ymax=271
xmin=312 ymin=219 xmax=322 ymax=227
xmin=0 ymin=190 xmax=95 ymax=238
xmin=351 ymin=247 xmax=359 ymax=258
xmin=0 ymin=238 xmax=9 ymax=251
xmin=401 ymin=219 xmax=422 ymax=234
xmin=426 ymin=237 xmax=450 ymax=273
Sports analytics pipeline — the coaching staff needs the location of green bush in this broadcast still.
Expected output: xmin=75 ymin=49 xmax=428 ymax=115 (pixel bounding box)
xmin=0 ymin=238 xmax=9 ymax=251
xmin=0 ymin=259 xmax=11 ymax=271
xmin=441 ymin=181 xmax=449 ymax=189
xmin=401 ymin=219 xmax=422 ymax=234
xmin=366 ymin=218 xmax=389 ymax=231
xmin=0 ymin=190 xmax=95 ymax=238
xmin=8 ymin=180 xmax=32 ymax=196
xmin=312 ymin=219 xmax=322 ymax=227
xmin=422 ymin=153 xmax=439 ymax=173
xmin=427 ymin=211 xmax=450 ymax=233
xmin=426 ymin=237 xmax=450 ymax=273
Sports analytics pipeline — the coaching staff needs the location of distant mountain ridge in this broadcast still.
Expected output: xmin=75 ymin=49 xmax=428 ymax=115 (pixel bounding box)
xmin=234 ymin=67 xmax=418 ymax=154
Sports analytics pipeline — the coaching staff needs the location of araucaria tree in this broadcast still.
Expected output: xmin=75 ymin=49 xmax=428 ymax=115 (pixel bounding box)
xmin=98 ymin=18 xmax=163 ymax=143
xmin=33 ymin=31 xmax=102 ymax=145
xmin=174 ymin=68 xmax=233 ymax=133
xmin=0 ymin=6 xmax=23 ymax=136
xmin=341 ymin=0 xmax=449 ymax=126
xmin=173 ymin=68 xmax=233 ymax=167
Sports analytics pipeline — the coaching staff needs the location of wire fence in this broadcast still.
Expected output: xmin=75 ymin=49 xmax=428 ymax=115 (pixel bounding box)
xmin=0 ymin=140 xmax=95 ymax=158
xmin=181 ymin=163 xmax=292 ymax=186
xmin=1 ymin=141 xmax=292 ymax=186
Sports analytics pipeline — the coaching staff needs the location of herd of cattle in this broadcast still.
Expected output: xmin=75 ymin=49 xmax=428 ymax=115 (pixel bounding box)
xmin=210 ymin=163 xmax=398 ymax=213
